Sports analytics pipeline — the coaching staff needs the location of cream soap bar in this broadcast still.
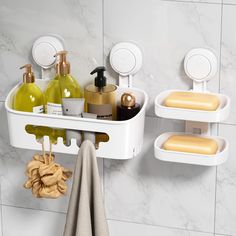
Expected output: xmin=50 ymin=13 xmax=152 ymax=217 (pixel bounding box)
xmin=164 ymin=91 xmax=220 ymax=111
xmin=163 ymin=135 xmax=218 ymax=155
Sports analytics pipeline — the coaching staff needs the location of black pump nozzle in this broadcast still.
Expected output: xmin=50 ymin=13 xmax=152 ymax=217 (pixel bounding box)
xmin=90 ymin=66 xmax=107 ymax=89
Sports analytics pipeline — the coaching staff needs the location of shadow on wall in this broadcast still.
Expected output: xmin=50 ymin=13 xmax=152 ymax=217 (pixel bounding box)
xmin=104 ymin=116 xmax=213 ymax=185
xmin=140 ymin=117 xmax=212 ymax=183
xmin=179 ymin=58 xmax=192 ymax=89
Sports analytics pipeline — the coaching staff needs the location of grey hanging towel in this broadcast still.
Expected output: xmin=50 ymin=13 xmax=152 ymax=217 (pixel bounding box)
xmin=64 ymin=140 xmax=109 ymax=236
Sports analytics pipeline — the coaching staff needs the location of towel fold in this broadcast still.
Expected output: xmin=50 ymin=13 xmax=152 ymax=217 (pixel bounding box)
xmin=64 ymin=140 xmax=109 ymax=236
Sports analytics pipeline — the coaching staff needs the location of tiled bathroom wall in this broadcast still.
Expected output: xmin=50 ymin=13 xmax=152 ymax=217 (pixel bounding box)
xmin=0 ymin=0 xmax=236 ymax=235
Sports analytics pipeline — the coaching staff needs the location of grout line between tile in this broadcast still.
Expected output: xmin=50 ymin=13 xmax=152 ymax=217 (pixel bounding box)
xmin=102 ymin=0 xmax=106 ymax=205
xmin=107 ymin=218 xmax=215 ymax=235
xmin=0 ymin=203 xmax=66 ymax=215
xmin=218 ymin=122 xmax=236 ymax=126
xmin=162 ymin=0 xmax=236 ymax=7
xmin=214 ymin=233 xmax=234 ymax=236
xmin=213 ymin=127 xmax=219 ymax=235
xmin=102 ymin=0 xmax=104 ymax=65
xmin=222 ymin=3 xmax=236 ymax=6
xmin=161 ymin=0 xmax=222 ymax=5
xmin=213 ymin=3 xmax=223 ymax=234
xmin=219 ymin=2 xmax=224 ymax=94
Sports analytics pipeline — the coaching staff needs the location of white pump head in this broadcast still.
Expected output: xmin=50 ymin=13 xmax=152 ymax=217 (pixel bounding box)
xmin=32 ymin=35 xmax=65 ymax=79
xmin=110 ymin=42 xmax=142 ymax=87
xmin=184 ymin=48 xmax=218 ymax=92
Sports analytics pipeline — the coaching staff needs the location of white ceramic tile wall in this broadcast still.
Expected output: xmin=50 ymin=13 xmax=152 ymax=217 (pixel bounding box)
xmin=0 ymin=0 xmax=236 ymax=236
xmin=104 ymin=0 xmax=221 ymax=116
xmin=223 ymin=0 xmax=236 ymax=4
xmin=108 ymin=220 xmax=213 ymax=236
xmin=220 ymin=4 xmax=236 ymax=124
xmin=163 ymin=0 xmax=222 ymax=4
xmin=104 ymin=117 xmax=216 ymax=232
xmin=215 ymin=235 xmax=231 ymax=236
xmin=215 ymin=124 xmax=236 ymax=235
xmin=0 ymin=0 xmax=103 ymax=101
xmin=1 ymin=205 xmax=66 ymax=236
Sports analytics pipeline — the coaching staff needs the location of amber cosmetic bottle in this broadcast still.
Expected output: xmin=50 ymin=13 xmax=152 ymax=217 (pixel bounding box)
xmin=117 ymin=92 xmax=140 ymax=121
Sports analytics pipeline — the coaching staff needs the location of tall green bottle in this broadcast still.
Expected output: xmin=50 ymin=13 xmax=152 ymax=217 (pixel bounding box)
xmin=44 ymin=64 xmax=66 ymax=143
xmin=55 ymin=51 xmax=82 ymax=99
xmin=54 ymin=51 xmax=82 ymax=146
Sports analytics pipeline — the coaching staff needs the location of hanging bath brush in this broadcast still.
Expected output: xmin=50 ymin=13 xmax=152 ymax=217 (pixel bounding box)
xmin=24 ymin=140 xmax=72 ymax=198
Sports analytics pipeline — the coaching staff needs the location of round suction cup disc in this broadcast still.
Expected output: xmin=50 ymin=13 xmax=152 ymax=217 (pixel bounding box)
xmin=184 ymin=48 xmax=217 ymax=82
xmin=32 ymin=35 xmax=65 ymax=68
xmin=110 ymin=42 xmax=142 ymax=76
xmin=111 ymin=48 xmax=136 ymax=74
xmin=186 ymin=55 xmax=211 ymax=80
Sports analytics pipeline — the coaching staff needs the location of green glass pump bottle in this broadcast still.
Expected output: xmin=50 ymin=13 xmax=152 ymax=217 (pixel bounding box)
xmin=45 ymin=64 xmax=62 ymax=115
xmin=44 ymin=64 xmax=66 ymax=143
xmin=13 ymin=64 xmax=48 ymax=139
xmin=14 ymin=64 xmax=44 ymax=113
xmin=55 ymin=51 xmax=82 ymax=99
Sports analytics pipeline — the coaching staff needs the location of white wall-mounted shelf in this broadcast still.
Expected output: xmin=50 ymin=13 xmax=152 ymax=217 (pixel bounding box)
xmin=154 ymin=132 xmax=229 ymax=166
xmin=5 ymin=40 xmax=148 ymax=160
xmin=155 ymin=90 xmax=230 ymax=123
xmin=5 ymin=79 xmax=148 ymax=159
xmin=154 ymin=48 xmax=231 ymax=166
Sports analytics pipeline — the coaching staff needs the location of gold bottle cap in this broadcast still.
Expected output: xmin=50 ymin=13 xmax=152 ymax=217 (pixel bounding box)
xmin=20 ymin=64 xmax=35 ymax=83
xmin=121 ymin=92 xmax=136 ymax=108
xmin=54 ymin=50 xmax=70 ymax=76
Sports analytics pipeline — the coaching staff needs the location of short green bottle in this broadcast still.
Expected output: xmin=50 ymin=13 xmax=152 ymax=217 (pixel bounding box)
xmin=13 ymin=64 xmax=49 ymax=139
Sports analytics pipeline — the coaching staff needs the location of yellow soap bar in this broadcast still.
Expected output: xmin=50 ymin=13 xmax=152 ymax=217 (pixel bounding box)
xmin=163 ymin=135 xmax=218 ymax=155
xmin=164 ymin=92 xmax=220 ymax=111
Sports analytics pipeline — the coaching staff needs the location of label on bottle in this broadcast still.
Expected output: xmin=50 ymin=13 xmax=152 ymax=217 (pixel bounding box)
xmin=33 ymin=105 xmax=44 ymax=114
xmin=88 ymin=103 xmax=112 ymax=120
xmin=47 ymin=103 xmax=63 ymax=115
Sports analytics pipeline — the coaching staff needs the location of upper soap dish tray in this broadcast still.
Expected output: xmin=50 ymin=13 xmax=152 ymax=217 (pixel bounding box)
xmin=154 ymin=132 xmax=229 ymax=166
xmin=5 ymin=79 xmax=148 ymax=160
xmin=155 ymin=90 xmax=230 ymax=123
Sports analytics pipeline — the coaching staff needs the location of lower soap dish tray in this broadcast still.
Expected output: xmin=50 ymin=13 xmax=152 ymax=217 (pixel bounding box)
xmin=154 ymin=132 xmax=229 ymax=166
xmin=155 ymin=90 xmax=230 ymax=123
xmin=5 ymin=79 xmax=148 ymax=160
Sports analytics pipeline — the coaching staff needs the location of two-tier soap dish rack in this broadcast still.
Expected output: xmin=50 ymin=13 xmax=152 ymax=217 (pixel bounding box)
xmin=154 ymin=48 xmax=230 ymax=166
xmin=5 ymin=36 xmax=148 ymax=160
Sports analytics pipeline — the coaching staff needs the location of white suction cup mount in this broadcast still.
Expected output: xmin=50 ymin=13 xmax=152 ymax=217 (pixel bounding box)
xmin=110 ymin=42 xmax=142 ymax=87
xmin=32 ymin=35 xmax=65 ymax=79
xmin=184 ymin=48 xmax=217 ymax=92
